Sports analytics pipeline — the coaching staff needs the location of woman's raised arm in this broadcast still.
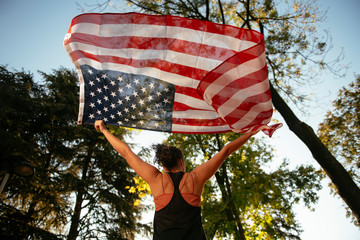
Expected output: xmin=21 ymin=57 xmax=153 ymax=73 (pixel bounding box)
xmin=95 ymin=120 xmax=160 ymax=183
xmin=192 ymin=130 xmax=261 ymax=185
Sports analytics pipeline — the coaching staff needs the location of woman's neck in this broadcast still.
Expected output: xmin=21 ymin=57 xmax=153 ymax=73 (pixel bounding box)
xmin=164 ymin=167 xmax=184 ymax=173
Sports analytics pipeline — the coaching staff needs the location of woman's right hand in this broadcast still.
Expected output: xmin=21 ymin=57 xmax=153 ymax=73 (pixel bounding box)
xmin=94 ymin=120 xmax=107 ymax=133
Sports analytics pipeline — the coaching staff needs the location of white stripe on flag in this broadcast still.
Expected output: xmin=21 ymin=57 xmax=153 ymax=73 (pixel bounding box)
xmin=67 ymin=42 xmax=223 ymax=71
xmin=171 ymin=123 xmax=230 ymax=133
xmin=172 ymin=110 xmax=220 ymax=120
xmin=174 ymin=93 xmax=214 ymax=111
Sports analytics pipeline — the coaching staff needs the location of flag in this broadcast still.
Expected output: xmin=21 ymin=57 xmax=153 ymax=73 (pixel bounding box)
xmin=64 ymin=12 xmax=281 ymax=135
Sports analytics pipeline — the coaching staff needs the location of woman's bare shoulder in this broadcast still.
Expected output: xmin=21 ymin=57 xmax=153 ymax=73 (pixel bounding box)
xmin=150 ymin=172 xmax=173 ymax=197
xmin=183 ymin=171 xmax=204 ymax=195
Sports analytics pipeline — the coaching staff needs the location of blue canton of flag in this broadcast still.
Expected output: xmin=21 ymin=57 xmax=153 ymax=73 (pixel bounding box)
xmin=80 ymin=65 xmax=175 ymax=132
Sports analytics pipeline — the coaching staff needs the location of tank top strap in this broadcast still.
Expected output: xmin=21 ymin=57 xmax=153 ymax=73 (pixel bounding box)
xmin=178 ymin=172 xmax=195 ymax=194
xmin=189 ymin=172 xmax=195 ymax=194
xmin=161 ymin=173 xmax=166 ymax=194
xmin=167 ymin=172 xmax=185 ymax=191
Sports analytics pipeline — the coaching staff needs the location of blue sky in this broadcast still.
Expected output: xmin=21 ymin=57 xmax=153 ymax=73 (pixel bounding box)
xmin=0 ymin=0 xmax=359 ymax=239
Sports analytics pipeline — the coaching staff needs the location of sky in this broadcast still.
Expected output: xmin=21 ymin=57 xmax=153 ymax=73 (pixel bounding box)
xmin=0 ymin=0 xmax=359 ymax=239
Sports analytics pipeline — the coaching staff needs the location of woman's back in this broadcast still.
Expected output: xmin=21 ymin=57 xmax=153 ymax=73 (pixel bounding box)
xmin=153 ymin=172 xmax=201 ymax=211
xmin=153 ymin=172 xmax=207 ymax=240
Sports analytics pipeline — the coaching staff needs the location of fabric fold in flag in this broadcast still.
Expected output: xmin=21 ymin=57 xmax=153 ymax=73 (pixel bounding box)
xmin=64 ymin=12 xmax=281 ymax=136
xmin=197 ymin=36 xmax=282 ymax=136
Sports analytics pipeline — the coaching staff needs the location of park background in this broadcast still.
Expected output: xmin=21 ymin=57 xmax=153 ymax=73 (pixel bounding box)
xmin=0 ymin=0 xmax=359 ymax=239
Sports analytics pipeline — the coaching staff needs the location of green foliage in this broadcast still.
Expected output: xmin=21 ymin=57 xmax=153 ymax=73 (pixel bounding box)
xmin=167 ymin=132 xmax=322 ymax=239
xmin=0 ymin=65 xmax=43 ymax=171
xmin=0 ymin=65 xmax=71 ymax=238
xmin=318 ymin=75 xmax=360 ymax=225
xmin=0 ymin=66 xmax=149 ymax=239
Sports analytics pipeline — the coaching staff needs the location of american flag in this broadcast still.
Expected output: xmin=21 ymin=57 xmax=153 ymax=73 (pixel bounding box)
xmin=64 ymin=12 xmax=281 ymax=135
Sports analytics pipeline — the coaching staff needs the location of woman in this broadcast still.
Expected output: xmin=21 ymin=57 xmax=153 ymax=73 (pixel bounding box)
xmin=94 ymin=120 xmax=263 ymax=240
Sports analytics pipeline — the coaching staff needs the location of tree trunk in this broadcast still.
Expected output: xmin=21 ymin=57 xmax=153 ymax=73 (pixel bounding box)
xmin=215 ymin=170 xmax=246 ymax=240
xmin=270 ymin=82 xmax=360 ymax=224
xmin=67 ymin=188 xmax=85 ymax=240
xmin=213 ymin=134 xmax=246 ymax=240
xmin=67 ymin=150 xmax=92 ymax=240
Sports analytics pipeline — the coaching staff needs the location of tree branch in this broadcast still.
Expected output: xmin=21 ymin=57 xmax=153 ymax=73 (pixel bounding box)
xmin=183 ymin=0 xmax=206 ymax=20
xmin=217 ymin=0 xmax=226 ymax=25
xmin=127 ymin=0 xmax=163 ymax=15
xmin=214 ymin=134 xmax=246 ymax=240
xmin=244 ymin=0 xmax=252 ymax=29
xmin=205 ymin=0 xmax=210 ymax=21
xmin=269 ymin=81 xmax=360 ymax=224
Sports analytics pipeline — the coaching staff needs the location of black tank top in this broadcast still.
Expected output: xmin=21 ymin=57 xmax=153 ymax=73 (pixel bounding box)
xmin=153 ymin=172 xmax=207 ymax=240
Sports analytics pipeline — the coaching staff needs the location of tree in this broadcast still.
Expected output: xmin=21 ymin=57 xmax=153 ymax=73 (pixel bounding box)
xmin=39 ymin=68 xmax=151 ymax=240
xmin=0 ymin=65 xmax=69 ymax=239
xmin=318 ymin=75 xmax=360 ymax=226
xmin=81 ymin=0 xmax=360 ymax=224
xmin=166 ymin=132 xmax=322 ymax=239
xmin=0 ymin=66 xmax=150 ymax=239
xmin=0 ymin=65 xmax=42 ymax=171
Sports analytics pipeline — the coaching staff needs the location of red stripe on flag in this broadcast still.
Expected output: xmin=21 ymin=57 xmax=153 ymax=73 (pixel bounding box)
xmin=224 ymin=109 xmax=273 ymax=128
xmin=172 ymin=117 xmax=227 ymax=126
xmin=175 ymin=86 xmax=203 ymax=100
xmin=173 ymin=102 xmax=209 ymax=111
xmin=66 ymin=33 xmax=237 ymax=61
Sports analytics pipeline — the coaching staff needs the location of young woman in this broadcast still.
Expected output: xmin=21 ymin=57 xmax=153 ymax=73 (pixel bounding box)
xmin=94 ymin=120 xmax=263 ymax=240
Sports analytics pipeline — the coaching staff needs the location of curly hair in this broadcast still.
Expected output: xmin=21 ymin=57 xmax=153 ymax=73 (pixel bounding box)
xmin=152 ymin=144 xmax=184 ymax=171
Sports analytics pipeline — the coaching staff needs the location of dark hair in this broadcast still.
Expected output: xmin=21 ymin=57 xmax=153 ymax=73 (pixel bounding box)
xmin=152 ymin=144 xmax=183 ymax=170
